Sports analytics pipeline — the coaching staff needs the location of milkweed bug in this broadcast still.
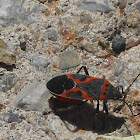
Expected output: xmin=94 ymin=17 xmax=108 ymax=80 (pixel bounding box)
xmin=47 ymin=66 xmax=140 ymax=115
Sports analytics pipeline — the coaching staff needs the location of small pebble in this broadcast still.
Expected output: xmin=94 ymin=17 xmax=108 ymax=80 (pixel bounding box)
xmin=15 ymin=27 xmax=21 ymax=32
xmin=79 ymin=40 xmax=97 ymax=54
xmin=44 ymin=10 xmax=51 ymax=16
xmin=39 ymin=131 xmax=46 ymax=137
xmin=44 ymin=127 xmax=51 ymax=134
xmin=0 ymin=122 xmax=3 ymax=127
xmin=80 ymin=12 xmax=92 ymax=24
xmin=74 ymin=137 xmax=83 ymax=140
xmin=10 ymin=122 xmax=16 ymax=130
xmin=136 ymin=2 xmax=140 ymax=11
xmin=0 ymin=103 xmax=4 ymax=111
xmin=3 ymin=113 xmax=22 ymax=123
xmin=0 ymin=73 xmax=18 ymax=92
xmin=25 ymin=124 xmax=31 ymax=131
xmin=0 ymin=38 xmax=8 ymax=49
xmin=114 ymin=61 xmax=125 ymax=76
xmin=55 ymin=7 xmax=61 ymax=15
xmin=112 ymin=35 xmax=126 ymax=54
xmin=60 ymin=26 xmax=76 ymax=41
xmin=59 ymin=50 xmax=81 ymax=70
xmin=47 ymin=29 xmax=58 ymax=42
xmin=0 ymin=39 xmax=16 ymax=65
xmin=31 ymin=56 xmax=50 ymax=71
xmin=117 ymin=0 xmax=127 ymax=9
xmin=20 ymin=41 xmax=26 ymax=51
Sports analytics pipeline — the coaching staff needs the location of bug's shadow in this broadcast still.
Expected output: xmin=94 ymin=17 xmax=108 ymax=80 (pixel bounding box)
xmin=48 ymin=98 xmax=125 ymax=134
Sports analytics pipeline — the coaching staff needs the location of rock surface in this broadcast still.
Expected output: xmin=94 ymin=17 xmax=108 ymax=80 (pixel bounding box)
xmin=0 ymin=0 xmax=39 ymax=27
xmin=0 ymin=73 xmax=18 ymax=92
xmin=0 ymin=39 xmax=16 ymax=65
xmin=14 ymin=82 xmax=50 ymax=111
xmin=112 ymin=35 xmax=126 ymax=54
xmin=77 ymin=0 xmax=116 ymax=12
xmin=31 ymin=56 xmax=50 ymax=71
xmin=3 ymin=112 xmax=22 ymax=123
xmin=59 ymin=50 xmax=81 ymax=70
xmin=47 ymin=29 xmax=58 ymax=42
xmin=114 ymin=61 xmax=125 ymax=76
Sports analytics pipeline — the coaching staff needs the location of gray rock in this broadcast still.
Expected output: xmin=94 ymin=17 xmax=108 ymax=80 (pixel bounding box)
xmin=47 ymin=29 xmax=58 ymax=42
xmin=14 ymin=82 xmax=50 ymax=111
xmin=44 ymin=128 xmax=51 ymax=134
xmin=136 ymin=2 xmax=140 ymax=11
xmin=0 ymin=0 xmax=39 ymax=27
xmin=80 ymin=12 xmax=92 ymax=24
xmin=114 ymin=61 xmax=125 ymax=76
xmin=25 ymin=124 xmax=31 ymax=131
xmin=10 ymin=122 xmax=17 ymax=130
xmin=31 ymin=56 xmax=50 ymax=72
xmin=74 ymin=137 xmax=83 ymax=140
xmin=117 ymin=0 xmax=127 ymax=9
xmin=0 ymin=73 xmax=18 ymax=92
xmin=0 ymin=38 xmax=8 ymax=49
xmin=20 ymin=41 xmax=26 ymax=51
xmin=0 ymin=122 xmax=3 ymax=127
xmin=77 ymin=0 xmax=116 ymax=13
xmin=59 ymin=50 xmax=81 ymax=70
xmin=0 ymin=39 xmax=16 ymax=65
xmin=79 ymin=40 xmax=97 ymax=53
xmin=3 ymin=113 xmax=22 ymax=123
xmin=112 ymin=35 xmax=126 ymax=54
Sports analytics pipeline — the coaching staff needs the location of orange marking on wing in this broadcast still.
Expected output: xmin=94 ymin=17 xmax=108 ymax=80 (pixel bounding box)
xmin=66 ymin=74 xmax=100 ymax=84
xmin=99 ymin=79 xmax=110 ymax=100
xmin=60 ymin=87 xmax=96 ymax=100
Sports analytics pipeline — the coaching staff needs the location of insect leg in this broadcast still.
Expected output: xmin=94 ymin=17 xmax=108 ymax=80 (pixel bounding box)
xmin=96 ymin=100 xmax=99 ymax=114
xmin=103 ymin=100 xmax=108 ymax=115
xmin=76 ymin=66 xmax=89 ymax=75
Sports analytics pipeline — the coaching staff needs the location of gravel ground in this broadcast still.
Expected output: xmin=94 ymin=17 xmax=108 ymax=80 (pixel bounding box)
xmin=0 ymin=0 xmax=140 ymax=140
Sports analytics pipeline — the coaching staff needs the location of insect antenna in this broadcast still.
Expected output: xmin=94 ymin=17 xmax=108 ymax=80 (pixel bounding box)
xmin=121 ymin=72 xmax=140 ymax=116
xmin=118 ymin=98 xmax=134 ymax=116
xmin=123 ymin=72 xmax=140 ymax=100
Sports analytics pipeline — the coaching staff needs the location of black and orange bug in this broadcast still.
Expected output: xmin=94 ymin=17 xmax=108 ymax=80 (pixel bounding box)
xmin=47 ymin=66 xmax=140 ymax=115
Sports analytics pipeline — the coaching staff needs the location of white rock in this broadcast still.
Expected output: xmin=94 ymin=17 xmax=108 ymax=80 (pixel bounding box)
xmin=77 ymin=0 xmax=116 ymax=12
xmin=14 ymin=82 xmax=51 ymax=111
xmin=31 ymin=56 xmax=50 ymax=72
xmin=0 ymin=0 xmax=39 ymax=27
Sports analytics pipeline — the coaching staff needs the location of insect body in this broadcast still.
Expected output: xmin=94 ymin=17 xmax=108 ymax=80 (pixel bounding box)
xmin=47 ymin=73 xmax=122 ymax=102
xmin=47 ymin=66 xmax=127 ymax=114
